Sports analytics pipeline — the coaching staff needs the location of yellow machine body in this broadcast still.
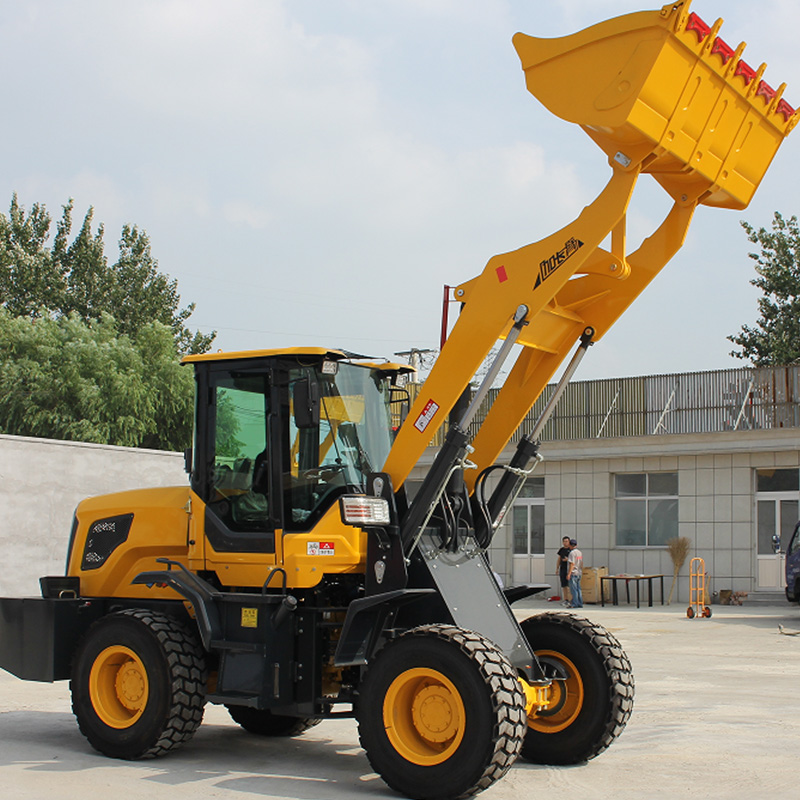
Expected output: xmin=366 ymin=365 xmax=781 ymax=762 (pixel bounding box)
xmin=69 ymin=487 xmax=368 ymax=598
xmin=67 ymin=1 xmax=795 ymax=594
xmin=188 ymin=499 xmax=368 ymax=590
xmin=68 ymin=487 xmax=192 ymax=600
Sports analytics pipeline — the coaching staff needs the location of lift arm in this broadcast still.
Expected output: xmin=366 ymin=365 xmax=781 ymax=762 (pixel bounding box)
xmin=383 ymin=0 xmax=796 ymax=492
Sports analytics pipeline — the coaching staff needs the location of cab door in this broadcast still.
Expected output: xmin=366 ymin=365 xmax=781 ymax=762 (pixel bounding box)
xmin=189 ymin=362 xmax=281 ymax=586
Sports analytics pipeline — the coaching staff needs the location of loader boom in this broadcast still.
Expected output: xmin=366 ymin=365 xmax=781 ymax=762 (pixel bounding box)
xmin=383 ymin=0 xmax=797 ymax=493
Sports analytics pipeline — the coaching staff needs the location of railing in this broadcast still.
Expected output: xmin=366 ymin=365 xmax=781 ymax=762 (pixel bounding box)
xmin=402 ymin=365 xmax=800 ymax=446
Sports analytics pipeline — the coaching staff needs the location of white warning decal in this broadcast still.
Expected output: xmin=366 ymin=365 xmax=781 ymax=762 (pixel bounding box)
xmin=414 ymin=399 xmax=440 ymax=433
xmin=307 ymin=541 xmax=335 ymax=556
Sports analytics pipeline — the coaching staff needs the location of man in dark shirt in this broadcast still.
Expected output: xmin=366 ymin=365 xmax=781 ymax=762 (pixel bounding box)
xmin=556 ymin=536 xmax=571 ymax=604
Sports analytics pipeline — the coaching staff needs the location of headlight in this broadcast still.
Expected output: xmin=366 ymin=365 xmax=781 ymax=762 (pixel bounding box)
xmin=340 ymin=496 xmax=391 ymax=526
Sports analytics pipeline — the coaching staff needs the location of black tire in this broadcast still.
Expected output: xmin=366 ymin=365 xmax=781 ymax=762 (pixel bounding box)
xmin=226 ymin=705 xmax=321 ymax=736
xmin=519 ymin=612 xmax=634 ymax=765
xmin=703 ymin=606 xmax=713 ymax=618
xmin=70 ymin=609 xmax=207 ymax=760
xmin=357 ymin=624 xmax=526 ymax=800
xmin=687 ymin=606 xmax=696 ymax=618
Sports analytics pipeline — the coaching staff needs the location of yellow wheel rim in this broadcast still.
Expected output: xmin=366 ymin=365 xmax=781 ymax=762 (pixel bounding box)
xmin=383 ymin=667 xmax=466 ymax=766
xmin=529 ymin=650 xmax=584 ymax=734
xmin=89 ymin=645 xmax=150 ymax=729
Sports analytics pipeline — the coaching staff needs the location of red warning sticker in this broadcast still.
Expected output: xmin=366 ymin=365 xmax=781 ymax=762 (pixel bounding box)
xmin=496 ymin=265 xmax=508 ymax=283
xmin=414 ymin=399 xmax=439 ymax=433
xmin=307 ymin=541 xmax=335 ymax=556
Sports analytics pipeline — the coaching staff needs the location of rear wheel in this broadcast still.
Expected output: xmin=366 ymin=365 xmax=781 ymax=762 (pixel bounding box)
xmin=71 ymin=609 xmax=207 ymax=759
xmin=226 ymin=706 xmax=321 ymax=736
xmin=357 ymin=624 xmax=526 ymax=800
xmin=520 ymin=612 xmax=634 ymax=765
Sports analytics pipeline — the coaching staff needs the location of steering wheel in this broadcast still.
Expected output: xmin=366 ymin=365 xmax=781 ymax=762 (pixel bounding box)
xmin=302 ymin=463 xmax=346 ymax=480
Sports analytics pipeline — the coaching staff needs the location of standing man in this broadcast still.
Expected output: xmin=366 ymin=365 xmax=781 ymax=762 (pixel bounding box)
xmin=566 ymin=538 xmax=583 ymax=609
xmin=556 ymin=536 xmax=572 ymax=605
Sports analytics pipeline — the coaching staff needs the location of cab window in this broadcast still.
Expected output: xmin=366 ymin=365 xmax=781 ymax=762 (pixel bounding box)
xmin=209 ymin=373 xmax=270 ymax=532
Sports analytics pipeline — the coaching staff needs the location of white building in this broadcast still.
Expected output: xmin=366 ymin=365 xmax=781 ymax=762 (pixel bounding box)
xmin=412 ymin=365 xmax=800 ymax=601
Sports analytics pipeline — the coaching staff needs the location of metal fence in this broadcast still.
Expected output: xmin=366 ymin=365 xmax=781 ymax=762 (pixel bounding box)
xmin=405 ymin=365 xmax=800 ymax=444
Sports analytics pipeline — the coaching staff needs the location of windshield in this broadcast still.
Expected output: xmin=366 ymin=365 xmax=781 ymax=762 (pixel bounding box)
xmin=286 ymin=361 xmax=394 ymax=529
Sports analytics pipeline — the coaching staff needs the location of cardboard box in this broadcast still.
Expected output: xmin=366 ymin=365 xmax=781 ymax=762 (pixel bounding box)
xmin=581 ymin=566 xmax=610 ymax=604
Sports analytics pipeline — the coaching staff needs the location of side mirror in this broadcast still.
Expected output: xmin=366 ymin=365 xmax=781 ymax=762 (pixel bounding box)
xmin=183 ymin=447 xmax=193 ymax=474
xmin=293 ymin=377 xmax=320 ymax=429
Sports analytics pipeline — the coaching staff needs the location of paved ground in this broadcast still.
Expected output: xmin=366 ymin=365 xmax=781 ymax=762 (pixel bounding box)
xmin=1 ymin=600 xmax=798 ymax=800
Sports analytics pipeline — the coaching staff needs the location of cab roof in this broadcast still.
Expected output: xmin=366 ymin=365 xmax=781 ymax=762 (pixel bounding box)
xmin=181 ymin=346 xmax=345 ymax=365
xmin=182 ymin=347 xmax=416 ymax=375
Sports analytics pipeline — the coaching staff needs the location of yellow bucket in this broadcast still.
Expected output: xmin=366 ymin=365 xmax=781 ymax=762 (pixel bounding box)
xmin=514 ymin=1 xmax=797 ymax=210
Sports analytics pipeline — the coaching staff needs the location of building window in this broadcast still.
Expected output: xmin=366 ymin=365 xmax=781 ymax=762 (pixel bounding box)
xmin=756 ymin=469 xmax=799 ymax=556
xmin=512 ymin=478 xmax=545 ymax=556
xmin=615 ymin=472 xmax=678 ymax=547
xmin=756 ymin=468 xmax=799 ymax=493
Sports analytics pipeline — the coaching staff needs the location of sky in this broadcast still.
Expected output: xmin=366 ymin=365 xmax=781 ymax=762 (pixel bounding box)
xmin=2 ymin=0 xmax=799 ymax=382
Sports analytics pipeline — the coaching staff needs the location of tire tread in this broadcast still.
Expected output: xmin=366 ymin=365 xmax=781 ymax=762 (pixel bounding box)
xmin=358 ymin=623 xmax=527 ymax=799
xmin=71 ymin=608 xmax=206 ymax=759
xmin=523 ymin=611 xmax=634 ymax=763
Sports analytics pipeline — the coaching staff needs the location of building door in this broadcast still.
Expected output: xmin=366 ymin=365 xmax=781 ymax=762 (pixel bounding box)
xmin=756 ymin=493 xmax=798 ymax=590
xmin=511 ymin=479 xmax=545 ymax=585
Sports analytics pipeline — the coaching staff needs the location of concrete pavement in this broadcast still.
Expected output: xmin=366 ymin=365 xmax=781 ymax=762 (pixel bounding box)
xmin=1 ymin=600 xmax=798 ymax=800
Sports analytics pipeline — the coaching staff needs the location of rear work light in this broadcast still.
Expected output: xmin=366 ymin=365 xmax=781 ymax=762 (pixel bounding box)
xmin=340 ymin=496 xmax=391 ymax=526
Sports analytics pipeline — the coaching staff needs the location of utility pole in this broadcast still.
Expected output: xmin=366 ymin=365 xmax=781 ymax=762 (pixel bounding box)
xmin=394 ymin=348 xmax=438 ymax=376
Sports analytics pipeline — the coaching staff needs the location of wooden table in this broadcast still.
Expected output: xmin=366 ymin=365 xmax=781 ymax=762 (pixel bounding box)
xmin=600 ymin=574 xmax=665 ymax=608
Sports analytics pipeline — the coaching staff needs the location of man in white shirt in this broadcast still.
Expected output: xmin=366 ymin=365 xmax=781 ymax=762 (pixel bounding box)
xmin=566 ymin=538 xmax=583 ymax=608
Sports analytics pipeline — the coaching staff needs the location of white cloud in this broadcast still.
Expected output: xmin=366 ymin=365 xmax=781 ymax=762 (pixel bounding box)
xmin=222 ymin=201 xmax=272 ymax=230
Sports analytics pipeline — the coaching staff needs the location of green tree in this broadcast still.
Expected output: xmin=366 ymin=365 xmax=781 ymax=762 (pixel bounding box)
xmin=729 ymin=212 xmax=800 ymax=367
xmin=0 ymin=194 xmax=215 ymax=355
xmin=0 ymin=195 xmax=65 ymax=317
xmin=111 ymin=223 xmax=215 ymax=354
xmin=0 ymin=308 xmax=194 ymax=450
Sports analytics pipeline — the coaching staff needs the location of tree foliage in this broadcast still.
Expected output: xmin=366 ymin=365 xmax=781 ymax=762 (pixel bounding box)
xmin=0 ymin=308 xmax=194 ymax=451
xmin=0 ymin=194 xmax=214 ymax=355
xmin=729 ymin=212 xmax=800 ymax=367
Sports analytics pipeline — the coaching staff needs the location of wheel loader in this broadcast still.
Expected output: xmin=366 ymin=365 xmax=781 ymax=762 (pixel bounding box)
xmin=1 ymin=3 xmax=795 ymax=799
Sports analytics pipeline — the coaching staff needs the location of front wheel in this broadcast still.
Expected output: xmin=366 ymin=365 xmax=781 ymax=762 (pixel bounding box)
xmin=71 ymin=609 xmax=207 ymax=760
xmin=520 ymin=612 xmax=634 ymax=765
xmin=357 ymin=624 xmax=527 ymax=800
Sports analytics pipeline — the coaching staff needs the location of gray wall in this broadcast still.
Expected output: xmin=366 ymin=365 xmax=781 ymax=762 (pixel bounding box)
xmin=0 ymin=434 xmax=186 ymax=596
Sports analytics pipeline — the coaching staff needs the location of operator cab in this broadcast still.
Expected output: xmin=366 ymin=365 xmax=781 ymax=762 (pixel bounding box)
xmin=183 ymin=348 xmax=411 ymax=553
